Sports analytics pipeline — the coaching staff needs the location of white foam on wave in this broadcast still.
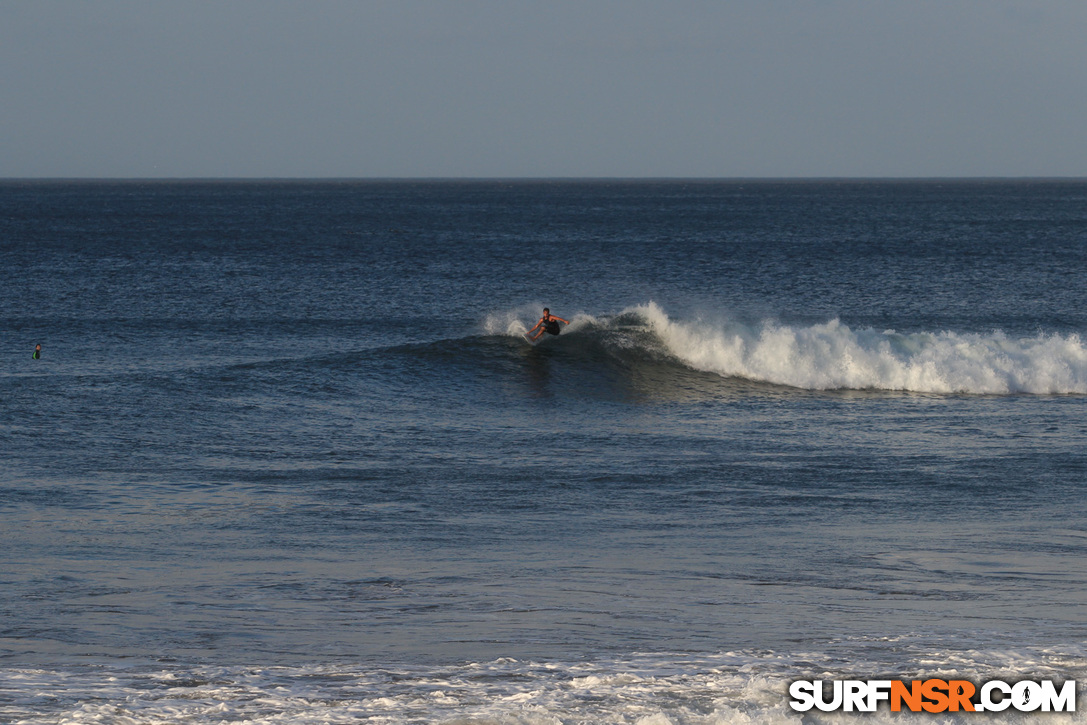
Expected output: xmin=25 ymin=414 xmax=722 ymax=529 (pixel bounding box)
xmin=4 ymin=646 xmax=1086 ymax=724
xmin=483 ymin=306 xmax=598 ymax=339
xmin=631 ymin=301 xmax=1087 ymax=394
xmin=483 ymin=306 xmax=536 ymax=337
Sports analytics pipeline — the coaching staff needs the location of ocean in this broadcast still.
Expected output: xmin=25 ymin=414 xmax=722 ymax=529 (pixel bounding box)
xmin=2 ymin=179 xmax=1087 ymax=723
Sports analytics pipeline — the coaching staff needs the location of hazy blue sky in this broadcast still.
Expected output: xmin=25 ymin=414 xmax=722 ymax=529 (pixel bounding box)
xmin=2 ymin=1 xmax=1085 ymax=177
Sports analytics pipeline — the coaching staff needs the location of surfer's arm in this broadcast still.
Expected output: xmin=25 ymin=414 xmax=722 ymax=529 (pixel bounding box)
xmin=553 ymin=316 xmax=570 ymax=324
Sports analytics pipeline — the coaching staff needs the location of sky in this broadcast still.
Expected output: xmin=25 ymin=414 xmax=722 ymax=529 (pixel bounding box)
xmin=1 ymin=1 xmax=1085 ymax=178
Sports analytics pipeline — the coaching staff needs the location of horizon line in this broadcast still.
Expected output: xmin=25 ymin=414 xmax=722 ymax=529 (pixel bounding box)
xmin=2 ymin=175 xmax=1087 ymax=183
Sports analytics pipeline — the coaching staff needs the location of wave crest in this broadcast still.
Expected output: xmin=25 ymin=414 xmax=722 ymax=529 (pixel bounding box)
xmin=633 ymin=302 xmax=1087 ymax=394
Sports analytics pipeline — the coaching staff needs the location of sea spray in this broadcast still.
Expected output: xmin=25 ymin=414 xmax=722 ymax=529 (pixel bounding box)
xmin=484 ymin=307 xmax=600 ymax=339
xmin=631 ymin=301 xmax=1087 ymax=394
xmin=484 ymin=301 xmax=1087 ymax=394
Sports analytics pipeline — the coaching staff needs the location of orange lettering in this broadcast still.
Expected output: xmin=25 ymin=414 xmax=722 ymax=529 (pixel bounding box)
xmin=921 ymin=679 xmax=950 ymax=713
xmin=948 ymin=680 xmax=976 ymax=712
xmin=891 ymin=680 xmax=922 ymax=712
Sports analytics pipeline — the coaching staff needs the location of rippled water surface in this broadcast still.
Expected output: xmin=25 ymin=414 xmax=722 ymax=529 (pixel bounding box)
xmin=2 ymin=180 xmax=1087 ymax=722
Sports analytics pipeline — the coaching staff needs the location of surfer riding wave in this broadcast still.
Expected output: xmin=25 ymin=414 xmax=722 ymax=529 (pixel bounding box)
xmin=527 ymin=308 xmax=569 ymax=342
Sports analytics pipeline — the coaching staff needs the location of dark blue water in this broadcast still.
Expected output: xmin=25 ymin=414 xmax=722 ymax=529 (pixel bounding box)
xmin=3 ymin=180 xmax=1087 ymax=722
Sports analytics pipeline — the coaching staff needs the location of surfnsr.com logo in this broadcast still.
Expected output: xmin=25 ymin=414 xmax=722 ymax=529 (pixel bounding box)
xmin=789 ymin=679 xmax=1076 ymax=713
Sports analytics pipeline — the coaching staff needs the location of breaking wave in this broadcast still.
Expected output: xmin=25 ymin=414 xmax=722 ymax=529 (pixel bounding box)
xmin=5 ymin=644 xmax=1086 ymax=724
xmin=486 ymin=302 xmax=1087 ymax=394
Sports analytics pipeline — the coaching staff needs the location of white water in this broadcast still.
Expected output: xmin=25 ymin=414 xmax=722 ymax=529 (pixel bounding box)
xmin=634 ymin=301 xmax=1087 ymax=394
xmin=4 ymin=646 xmax=1085 ymax=724
xmin=483 ymin=305 xmax=599 ymax=339
xmin=490 ymin=303 xmax=1087 ymax=394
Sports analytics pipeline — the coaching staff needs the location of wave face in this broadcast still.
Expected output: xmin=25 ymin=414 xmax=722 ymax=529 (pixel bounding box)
xmin=490 ymin=302 xmax=1087 ymax=395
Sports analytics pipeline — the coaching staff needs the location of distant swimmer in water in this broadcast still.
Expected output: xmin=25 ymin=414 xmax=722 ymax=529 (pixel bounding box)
xmin=33 ymin=343 xmax=41 ymax=360
xmin=527 ymin=308 xmax=569 ymax=342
